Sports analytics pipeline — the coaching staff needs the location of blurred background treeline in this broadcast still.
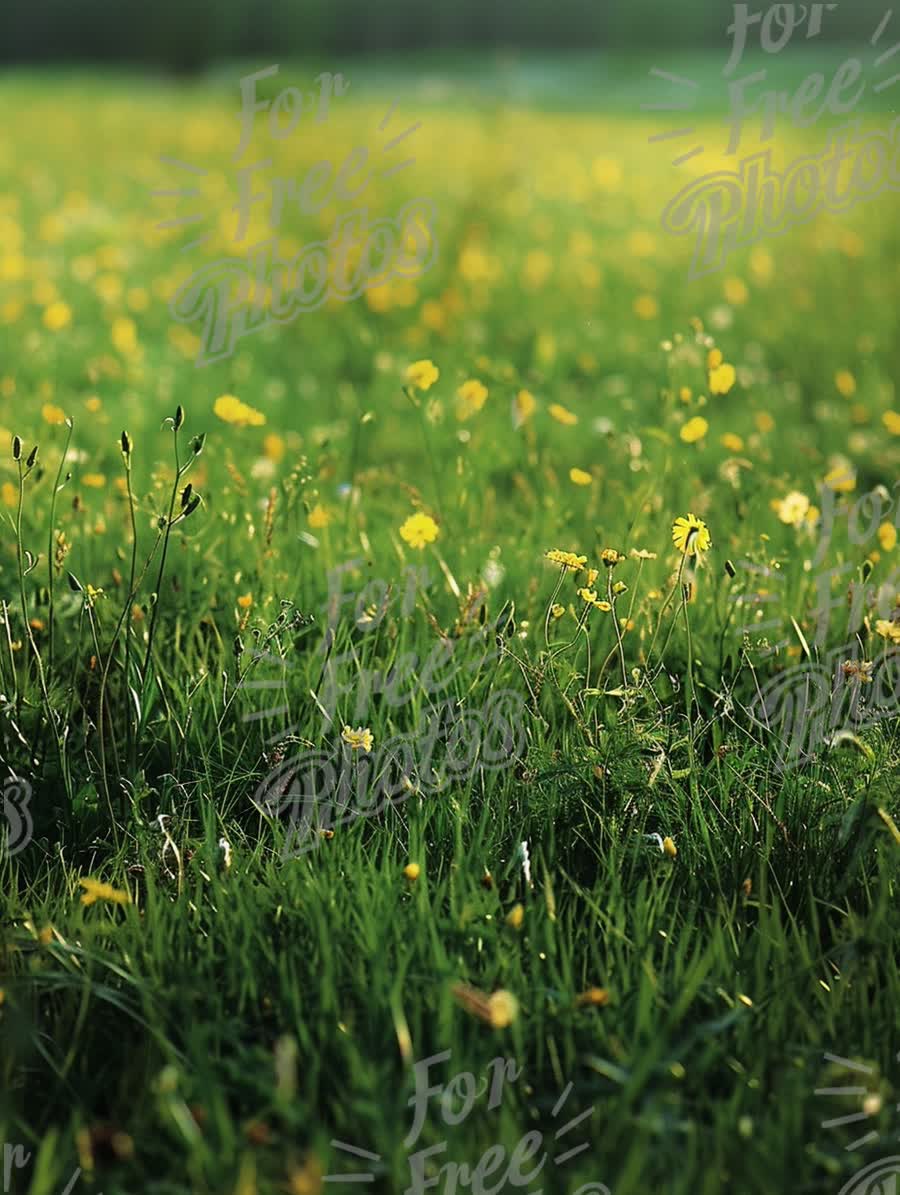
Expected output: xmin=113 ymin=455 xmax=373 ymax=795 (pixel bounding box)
xmin=1 ymin=0 xmax=888 ymax=71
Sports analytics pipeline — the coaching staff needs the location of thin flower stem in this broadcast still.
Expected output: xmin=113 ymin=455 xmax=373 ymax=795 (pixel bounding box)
xmin=46 ymin=419 xmax=74 ymax=684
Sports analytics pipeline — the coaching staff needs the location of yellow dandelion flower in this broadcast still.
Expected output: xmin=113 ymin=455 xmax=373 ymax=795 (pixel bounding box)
xmin=237 ymin=593 xmax=253 ymax=609
xmin=405 ymin=359 xmax=439 ymax=391
xmin=600 ymin=548 xmax=623 ymax=567
xmin=878 ymin=523 xmax=897 ymax=551
xmin=505 ymin=903 xmax=524 ymax=930
xmin=399 ymin=512 xmax=439 ymax=550
xmin=42 ymin=403 xmax=67 ymax=425
xmin=487 ymin=990 xmax=519 ymax=1028
xmin=308 ymin=503 xmax=330 ymax=529
xmin=82 ymin=473 xmax=106 ymax=488
xmin=662 ymin=836 xmax=677 ymax=858
xmin=824 ymin=465 xmax=856 ymax=494
xmin=569 ymin=467 xmax=592 ymax=486
xmin=575 ymin=987 xmax=610 ymax=1007
xmin=776 ymin=491 xmax=810 ymax=527
xmin=680 ymin=416 xmax=708 ymax=444
xmin=85 ymin=396 xmax=102 ymax=413
xmin=720 ymin=432 xmax=744 ymax=453
xmin=835 ymin=370 xmax=857 ymax=398
xmin=263 ymin=433 xmax=285 ymax=462
xmin=672 ymin=513 xmax=712 ymax=555
xmin=549 ymin=403 xmax=578 ymax=426
xmin=513 ymin=388 xmax=537 ymax=427
xmin=724 ymin=277 xmax=749 ymax=305
xmin=342 ymin=725 xmax=374 ymax=752
xmin=709 ymin=362 xmax=736 ymax=395
xmin=883 ymin=411 xmax=900 ymax=435
xmin=213 ymin=394 xmax=266 ymax=428
xmin=546 ymin=549 xmax=587 ymax=571
xmin=79 ymin=878 xmax=130 ymax=907
xmin=456 ymin=378 xmax=488 ymax=421
xmin=111 ymin=317 xmax=137 ymax=355
xmin=633 ymin=294 xmax=658 ymax=320
xmin=708 ymin=349 xmax=723 ymax=369
xmin=43 ymin=301 xmax=71 ymax=331
xmin=403 ymin=862 xmax=421 ymax=882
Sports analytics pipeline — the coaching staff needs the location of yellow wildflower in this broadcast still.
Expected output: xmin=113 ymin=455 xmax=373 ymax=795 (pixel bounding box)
xmin=342 ymin=725 xmax=374 ymax=752
xmin=308 ymin=504 xmax=330 ymax=529
xmin=505 ymin=904 xmax=524 ymax=930
xmin=874 ymin=619 xmax=900 ymax=644
xmin=82 ymin=473 xmax=106 ymax=488
xmin=213 ymin=394 xmax=266 ymax=427
xmin=79 ymin=878 xmax=130 ymax=907
xmin=824 ymin=465 xmax=856 ymax=493
xmin=575 ymin=987 xmax=610 ymax=1007
xmin=709 ymin=362 xmax=736 ymax=395
xmin=775 ymin=491 xmax=810 ymax=527
xmin=548 ymin=403 xmax=577 ymax=426
xmin=405 ymin=359 xmax=439 ymax=391
xmin=835 ymin=370 xmax=857 ymax=398
xmin=403 ymin=862 xmax=421 ymax=883
xmin=877 ymin=523 xmax=897 ymax=551
xmin=633 ymin=294 xmax=658 ymax=320
xmin=680 ymin=416 xmax=708 ymax=443
xmin=399 ymin=512 xmax=439 ymax=550
xmin=672 ymin=513 xmax=712 ymax=555
xmin=546 ymin=549 xmax=587 ymax=571
xmin=237 ymin=593 xmax=253 ymax=609
xmin=720 ymin=432 xmax=744 ymax=453
xmin=42 ymin=403 xmax=67 ymax=425
xmin=513 ymin=389 xmax=537 ymax=427
xmin=456 ymin=378 xmax=488 ymax=420
xmin=569 ymin=467 xmax=592 ymax=486
xmin=43 ymin=301 xmax=71 ymax=331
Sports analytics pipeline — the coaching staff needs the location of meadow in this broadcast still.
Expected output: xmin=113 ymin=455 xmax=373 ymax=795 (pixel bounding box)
xmin=1 ymin=47 xmax=899 ymax=1195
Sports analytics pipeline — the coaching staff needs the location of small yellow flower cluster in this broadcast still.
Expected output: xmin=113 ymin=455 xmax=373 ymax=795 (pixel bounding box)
xmin=79 ymin=878 xmax=130 ymax=907
xmin=546 ymin=549 xmax=587 ymax=571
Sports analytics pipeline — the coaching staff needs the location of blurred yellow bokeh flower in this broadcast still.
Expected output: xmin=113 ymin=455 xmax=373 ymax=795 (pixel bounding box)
xmin=405 ymin=359 xmax=439 ymax=391
xmin=214 ymin=395 xmax=265 ymax=427
xmin=680 ymin=416 xmax=708 ymax=444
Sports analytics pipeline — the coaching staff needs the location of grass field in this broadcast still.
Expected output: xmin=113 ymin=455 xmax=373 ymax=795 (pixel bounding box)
xmin=1 ymin=48 xmax=899 ymax=1195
